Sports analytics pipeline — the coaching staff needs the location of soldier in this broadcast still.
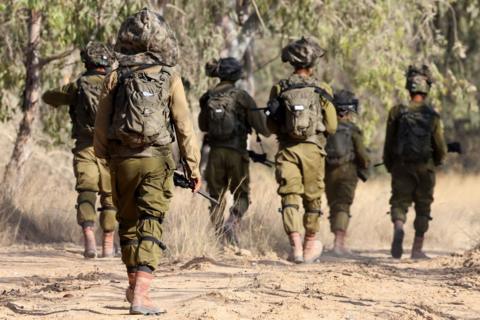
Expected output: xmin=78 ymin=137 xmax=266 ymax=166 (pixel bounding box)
xmin=198 ymin=57 xmax=270 ymax=246
xmin=94 ymin=8 xmax=201 ymax=315
xmin=383 ymin=65 xmax=447 ymax=259
xmin=325 ymin=90 xmax=370 ymax=256
xmin=266 ymin=37 xmax=337 ymax=264
xmin=42 ymin=41 xmax=116 ymax=259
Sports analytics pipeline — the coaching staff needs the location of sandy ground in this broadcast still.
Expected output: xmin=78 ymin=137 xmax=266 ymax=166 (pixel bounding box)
xmin=0 ymin=245 xmax=479 ymax=320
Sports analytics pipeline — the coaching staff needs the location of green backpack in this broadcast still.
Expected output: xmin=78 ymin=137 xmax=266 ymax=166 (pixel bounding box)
xmin=394 ymin=105 xmax=437 ymax=162
xmin=110 ymin=66 xmax=174 ymax=149
xmin=278 ymin=79 xmax=332 ymax=140
xmin=325 ymin=121 xmax=355 ymax=165
xmin=74 ymin=75 xmax=103 ymax=137
xmin=206 ymin=87 xmax=243 ymax=142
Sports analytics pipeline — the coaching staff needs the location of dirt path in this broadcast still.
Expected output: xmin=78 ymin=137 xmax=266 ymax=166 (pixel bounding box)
xmin=0 ymin=245 xmax=479 ymax=320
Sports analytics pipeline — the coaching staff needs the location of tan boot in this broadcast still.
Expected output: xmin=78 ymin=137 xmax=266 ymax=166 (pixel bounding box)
xmin=102 ymin=231 xmax=115 ymax=258
xmin=411 ymin=236 xmax=429 ymax=259
xmin=303 ymin=233 xmax=323 ymax=263
xmin=288 ymin=232 xmax=304 ymax=264
xmin=391 ymin=220 xmax=404 ymax=259
xmin=82 ymin=226 xmax=97 ymax=258
xmin=125 ymin=272 xmax=136 ymax=303
xmin=333 ymin=230 xmax=351 ymax=256
xmin=130 ymin=271 xmax=166 ymax=315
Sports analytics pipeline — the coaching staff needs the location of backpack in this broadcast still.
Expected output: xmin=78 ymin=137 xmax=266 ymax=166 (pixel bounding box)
xmin=75 ymin=75 xmax=103 ymax=135
xmin=325 ymin=121 xmax=355 ymax=165
xmin=278 ymin=79 xmax=331 ymax=140
xmin=205 ymin=87 xmax=242 ymax=142
xmin=110 ymin=66 xmax=174 ymax=149
xmin=394 ymin=105 xmax=436 ymax=162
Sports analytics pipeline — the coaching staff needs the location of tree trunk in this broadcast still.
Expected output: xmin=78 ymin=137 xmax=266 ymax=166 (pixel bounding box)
xmin=3 ymin=9 xmax=42 ymax=192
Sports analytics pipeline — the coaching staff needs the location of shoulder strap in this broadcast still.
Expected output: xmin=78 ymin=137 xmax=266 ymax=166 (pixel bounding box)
xmin=279 ymin=82 xmax=334 ymax=103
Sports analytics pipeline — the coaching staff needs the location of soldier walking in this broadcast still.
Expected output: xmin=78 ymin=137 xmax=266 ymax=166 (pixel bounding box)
xmin=198 ymin=57 xmax=270 ymax=246
xmin=42 ymin=42 xmax=117 ymax=258
xmin=266 ymin=37 xmax=337 ymax=263
xmin=94 ymin=8 xmax=201 ymax=314
xmin=383 ymin=65 xmax=447 ymax=259
xmin=325 ymin=90 xmax=370 ymax=256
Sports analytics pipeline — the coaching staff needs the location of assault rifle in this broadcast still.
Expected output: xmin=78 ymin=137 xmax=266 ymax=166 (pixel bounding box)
xmin=248 ymin=150 xmax=275 ymax=167
xmin=173 ymin=171 xmax=219 ymax=205
xmin=373 ymin=141 xmax=463 ymax=168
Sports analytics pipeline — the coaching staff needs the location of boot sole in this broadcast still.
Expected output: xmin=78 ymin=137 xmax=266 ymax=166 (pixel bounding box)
xmin=391 ymin=229 xmax=404 ymax=259
xmin=83 ymin=251 xmax=97 ymax=259
xmin=129 ymin=306 xmax=166 ymax=315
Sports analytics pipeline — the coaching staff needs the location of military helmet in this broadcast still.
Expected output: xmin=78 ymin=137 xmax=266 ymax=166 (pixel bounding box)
xmin=405 ymin=64 xmax=433 ymax=94
xmin=333 ymin=90 xmax=359 ymax=114
xmin=80 ymin=41 xmax=114 ymax=68
xmin=281 ymin=37 xmax=326 ymax=68
xmin=115 ymin=8 xmax=178 ymax=66
xmin=205 ymin=57 xmax=243 ymax=81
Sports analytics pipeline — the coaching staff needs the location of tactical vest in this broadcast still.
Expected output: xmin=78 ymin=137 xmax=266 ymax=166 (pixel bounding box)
xmin=277 ymin=75 xmax=331 ymax=141
xmin=70 ymin=73 xmax=104 ymax=139
xmin=394 ymin=105 xmax=437 ymax=162
xmin=325 ymin=121 xmax=355 ymax=165
xmin=205 ymin=86 xmax=249 ymax=149
xmin=110 ymin=66 xmax=174 ymax=149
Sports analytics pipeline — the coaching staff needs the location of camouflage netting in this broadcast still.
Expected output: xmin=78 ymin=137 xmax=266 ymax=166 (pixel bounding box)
xmin=115 ymin=7 xmax=178 ymax=67
xmin=80 ymin=41 xmax=115 ymax=67
xmin=205 ymin=57 xmax=243 ymax=81
xmin=281 ymin=36 xmax=326 ymax=68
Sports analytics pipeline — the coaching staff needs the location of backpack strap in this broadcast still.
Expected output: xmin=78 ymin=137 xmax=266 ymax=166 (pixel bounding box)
xmin=279 ymin=82 xmax=334 ymax=103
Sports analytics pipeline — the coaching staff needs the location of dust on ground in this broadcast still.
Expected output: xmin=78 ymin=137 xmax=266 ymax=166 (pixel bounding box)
xmin=0 ymin=245 xmax=479 ymax=320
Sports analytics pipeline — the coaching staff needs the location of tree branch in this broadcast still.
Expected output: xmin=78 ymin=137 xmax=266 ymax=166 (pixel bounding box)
xmin=39 ymin=48 xmax=76 ymax=68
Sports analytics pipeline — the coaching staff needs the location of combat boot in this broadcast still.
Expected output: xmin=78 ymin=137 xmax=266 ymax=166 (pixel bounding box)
xmin=102 ymin=231 xmax=115 ymax=258
xmin=82 ymin=225 xmax=97 ymax=258
xmin=288 ymin=232 xmax=303 ymax=264
xmin=411 ymin=236 xmax=429 ymax=259
xmin=303 ymin=233 xmax=323 ymax=263
xmin=126 ymin=272 xmax=135 ymax=303
xmin=130 ymin=271 xmax=166 ymax=315
xmin=333 ymin=230 xmax=351 ymax=256
xmin=390 ymin=220 xmax=404 ymax=259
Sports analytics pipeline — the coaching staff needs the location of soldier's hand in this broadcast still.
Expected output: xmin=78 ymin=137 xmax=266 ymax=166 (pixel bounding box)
xmin=191 ymin=178 xmax=202 ymax=193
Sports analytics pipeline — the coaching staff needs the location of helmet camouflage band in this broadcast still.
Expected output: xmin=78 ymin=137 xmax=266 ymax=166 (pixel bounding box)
xmin=281 ymin=36 xmax=326 ymax=68
xmin=115 ymin=7 xmax=178 ymax=66
xmin=205 ymin=57 xmax=243 ymax=81
xmin=80 ymin=41 xmax=114 ymax=68
xmin=333 ymin=89 xmax=359 ymax=114
xmin=405 ymin=64 xmax=433 ymax=94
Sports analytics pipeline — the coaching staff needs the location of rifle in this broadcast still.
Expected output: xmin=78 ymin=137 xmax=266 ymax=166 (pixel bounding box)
xmin=248 ymin=150 xmax=274 ymax=167
xmin=357 ymin=168 xmax=369 ymax=182
xmin=374 ymin=141 xmax=463 ymax=168
xmin=173 ymin=171 xmax=219 ymax=205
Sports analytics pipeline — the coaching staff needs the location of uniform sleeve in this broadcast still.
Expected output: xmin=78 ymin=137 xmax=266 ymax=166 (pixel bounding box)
xmin=266 ymin=84 xmax=281 ymax=134
xmin=383 ymin=107 xmax=398 ymax=171
xmin=352 ymin=125 xmax=370 ymax=169
xmin=240 ymin=91 xmax=271 ymax=137
xmin=94 ymin=73 xmax=117 ymax=159
xmin=198 ymin=92 xmax=209 ymax=133
xmin=320 ymin=84 xmax=337 ymax=135
xmin=170 ymin=75 xmax=201 ymax=179
xmin=432 ymin=115 xmax=448 ymax=166
xmin=42 ymin=82 xmax=77 ymax=107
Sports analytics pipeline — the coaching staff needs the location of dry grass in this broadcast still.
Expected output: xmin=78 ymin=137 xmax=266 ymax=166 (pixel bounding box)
xmin=1 ymin=127 xmax=479 ymax=258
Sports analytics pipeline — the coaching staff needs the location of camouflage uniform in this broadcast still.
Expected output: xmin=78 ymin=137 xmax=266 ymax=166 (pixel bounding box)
xmin=266 ymin=37 xmax=337 ymax=263
xmin=42 ymin=73 xmax=116 ymax=232
xmin=325 ymin=119 xmax=370 ymax=233
xmin=198 ymin=58 xmax=270 ymax=241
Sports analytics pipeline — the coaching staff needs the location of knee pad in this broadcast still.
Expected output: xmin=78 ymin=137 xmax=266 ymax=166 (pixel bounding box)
xmin=76 ymin=191 xmax=97 ymax=226
xmin=100 ymin=208 xmax=117 ymax=232
xmin=414 ymin=213 xmax=432 ymax=237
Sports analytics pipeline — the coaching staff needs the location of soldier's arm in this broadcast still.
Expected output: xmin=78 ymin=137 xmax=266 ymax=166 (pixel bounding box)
xmin=432 ymin=116 xmax=448 ymax=166
xmin=94 ymin=73 xmax=117 ymax=159
xmin=42 ymin=82 xmax=77 ymax=107
xmin=197 ymin=92 xmax=209 ymax=133
xmin=383 ymin=107 xmax=398 ymax=171
xmin=170 ymin=75 xmax=201 ymax=179
xmin=352 ymin=125 xmax=370 ymax=169
xmin=319 ymin=83 xmax=337 ymax=135
xmin=241 ymin=91 xmax=271 ymax=137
